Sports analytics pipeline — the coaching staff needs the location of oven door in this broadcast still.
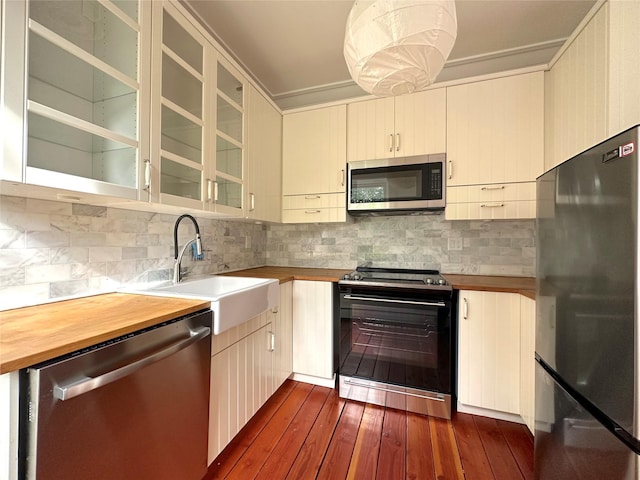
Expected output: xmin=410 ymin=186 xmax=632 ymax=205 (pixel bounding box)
xmin=338 ymin=286 xmax=454 ymax=417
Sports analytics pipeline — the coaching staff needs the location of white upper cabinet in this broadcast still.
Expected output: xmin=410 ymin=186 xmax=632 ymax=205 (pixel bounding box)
xmin=246 ymin=85 xmax=282 ymax=223
xmin=544 ymin=4 xmax=608 ymax=172
xmin=3 ymin=0 xmax=151 ymax=199
xmin=212 ymin=58 xmax=247 ymax=216
xmin=150 ymin=1 xmax=210 ymax=209
xmin=346 ymin=88 xmax=446 ymax=162
xmin=447 ymin=71 xmax=544 ymax=187
xmin=446 ymin=71 xmax=544 ymax=220
xmin=282 ymin=105 xmax=347 ymax=223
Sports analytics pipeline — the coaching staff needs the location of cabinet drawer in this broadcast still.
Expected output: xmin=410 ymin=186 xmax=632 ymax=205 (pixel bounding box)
xmin=283 ymin=193 xmax=345 ymax=209
xmin=447 ymin=182 xmax=535 ymax=203
xmin=446 ymin=200 xmax=536 ymax=220
xmin=282 ymin=208 xmax=346 ymax=224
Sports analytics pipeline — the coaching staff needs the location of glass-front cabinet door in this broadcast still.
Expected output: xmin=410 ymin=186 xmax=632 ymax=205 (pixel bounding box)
xmin=213 ymin=58 xmax=245 ymax=215
xmin=4 ymin=0 xmax=151 ymax=199
xmin=150 ymin=2 xmax=210 ymax=209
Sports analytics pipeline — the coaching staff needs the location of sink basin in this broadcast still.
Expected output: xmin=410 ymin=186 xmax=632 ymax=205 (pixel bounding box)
xmin=124 ymin=276 xmax=279 ymax=335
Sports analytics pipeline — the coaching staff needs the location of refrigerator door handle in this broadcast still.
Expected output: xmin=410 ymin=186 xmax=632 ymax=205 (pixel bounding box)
xmin=53 ymin=326 xmax=211 ymax=401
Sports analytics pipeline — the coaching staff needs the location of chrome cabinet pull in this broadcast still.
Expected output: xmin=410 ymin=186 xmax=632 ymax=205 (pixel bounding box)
xmin=305 ymin=195 xmax=321 ymax=200
xmin=268 ymin=331 xmax=275 ymax=352
xmin=480 ymin=203 xmax=504 ymax=208
xmin=341 ymin=169 xmax=345 ymax=187
xmin=343 ymin=295 xmax=445 ymax=308
xmin=305 ymin=210 xmax=321 ymax=214
xmin=389 ymin=133 xmax=394 ymax=152
xmin=448 ymin=160 xmax=453 ymax=179
xmin=481 ymin=185 xmax=505 ymax=191
xmin=249 ymin=193 xmax=255 ymax=211
xmin=53 ymin=326 xmax=211 ymax=401
xmin=396 ymin=133 xmax=400 ymax=151
xmin=214 ymin=181 xmax=219 ymax=202
xmin=463 ymin=298 xmax=468 ymax=319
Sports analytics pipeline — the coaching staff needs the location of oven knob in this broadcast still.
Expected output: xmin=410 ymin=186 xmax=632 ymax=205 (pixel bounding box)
xmin=437 ymin=279 xmax=446 ymax=285
xmin=426 ymin=278 xmax=434 ymax=285
xmin=353 ymin=273 xmax=362 ymax=280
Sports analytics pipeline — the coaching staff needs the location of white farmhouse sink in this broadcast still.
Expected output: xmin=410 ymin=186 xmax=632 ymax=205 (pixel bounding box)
xmin=125 ymin=276 xmax=279 ymax=335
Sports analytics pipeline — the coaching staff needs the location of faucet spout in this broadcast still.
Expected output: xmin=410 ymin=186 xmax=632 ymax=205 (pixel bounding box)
xmin=173 ymin=214 xmax=203 ymax=283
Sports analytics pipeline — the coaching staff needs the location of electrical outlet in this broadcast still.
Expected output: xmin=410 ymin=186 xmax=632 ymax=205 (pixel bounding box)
xmin=448 ymin=237 xmax=463 ymax=251
xmin=245 ymin=236 xmax=251 ymax=249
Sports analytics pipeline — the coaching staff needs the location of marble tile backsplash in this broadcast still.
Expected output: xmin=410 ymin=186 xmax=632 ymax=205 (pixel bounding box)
xmin=1 ymin=194 xmax=535 ymax=310
xmin=266 ymin=214 xmax=535 ymax=276
xmin=0 ymin=195 xmax=267 ymax=309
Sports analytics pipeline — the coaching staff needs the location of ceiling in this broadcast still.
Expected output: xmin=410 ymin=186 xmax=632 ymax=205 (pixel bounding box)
xmin=181 ymin=0 xmax=597 ymax=110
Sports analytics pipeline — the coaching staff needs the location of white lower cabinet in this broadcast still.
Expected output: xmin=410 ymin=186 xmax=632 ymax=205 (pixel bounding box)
xmin=208 ymin=281 xmax=293 ymax=464
xmin=458 ymin=290 xmax=537 ymax=431
xmin=458 ymin=290 xmax=522 ymax=415
xmin=292 ymin=280 xmax=334 ymax=383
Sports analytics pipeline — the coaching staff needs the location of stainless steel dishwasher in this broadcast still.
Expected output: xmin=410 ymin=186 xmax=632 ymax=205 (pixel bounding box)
xmin=22 ymin=309 xmax=212 ymax=480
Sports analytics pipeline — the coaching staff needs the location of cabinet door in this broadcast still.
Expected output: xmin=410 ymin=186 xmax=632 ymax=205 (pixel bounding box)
xmin=151 ymin=1 xmax=209 ymax=209
xmin=447 ymin=72 xmax=544 ymax=186
xmin=394 ymin=88 xmax=446 ymax=157
xmin=458 ymin=290 xmax=521 ymax=414
xmin=212 ymin=58 xmax=246 ymax=215
xmin=246 ymin=85 xmax=282 ymax=222
xmin=7 ymin=0 xmax=150 ymax=199
xmin=520 ymin=296 xmax=536 ymax=434
xmin=346 ymin=97 xmax=394 ymax=161
xmin=282 ymin=105 xmax=346 ymax=196
xmin=545 ymin=5 xmax=607 ymax=171
xmin=292 ymin=280 xmax=334 ymax=380
xmin=273 ymin=281 xmax=293 ymax=389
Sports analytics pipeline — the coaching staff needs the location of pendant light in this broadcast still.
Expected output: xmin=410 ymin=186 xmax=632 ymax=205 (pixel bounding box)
xmin=344 ymin=0 xmax=457 ymax=96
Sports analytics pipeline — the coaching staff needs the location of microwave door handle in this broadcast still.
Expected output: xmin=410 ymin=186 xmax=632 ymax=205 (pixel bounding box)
xmin=343 ymin=295 xmax=446 ymax=308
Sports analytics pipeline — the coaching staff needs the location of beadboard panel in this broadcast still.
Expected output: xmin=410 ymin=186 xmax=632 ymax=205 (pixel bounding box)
xmin=273 ymin=281 xmax=293 ymax=388
xmin=346 ymin=97 xmax=395 ymax=161
xmin=446 ymin=201 xmax=536 ymax=220
xmin=544 ymin=3 xmax=608 ymax=171
xmin=447 ymin=182 xmax=535 ymax=203
xmin=520 ymin=296 xmax=536 ymax=434
xmin=394 ymin=88 xmax=447 ymax=157
xmin=608 ymin=0 xmax=640 ymax=136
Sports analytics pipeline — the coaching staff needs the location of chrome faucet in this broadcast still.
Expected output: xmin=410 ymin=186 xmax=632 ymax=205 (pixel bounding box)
xmin=173 ymin=214 xmax=203 ymax=283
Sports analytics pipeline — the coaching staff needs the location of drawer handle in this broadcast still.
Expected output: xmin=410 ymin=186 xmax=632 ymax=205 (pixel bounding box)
xmin=481 ymin=203 xmax=504 ymax=208
xmin=463 ymin=298 xmax=468 ymax=319
xmin=481 ymin=185 xmax=505 ymax=191
xmin=305 ymin=210 xmax=321 ymax=214
xmin=305 ymin=195 xmax=321 ymax=199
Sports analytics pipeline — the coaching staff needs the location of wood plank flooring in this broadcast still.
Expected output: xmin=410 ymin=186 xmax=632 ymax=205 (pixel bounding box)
xmin=203 ymin=380 xmax=533 ymax=480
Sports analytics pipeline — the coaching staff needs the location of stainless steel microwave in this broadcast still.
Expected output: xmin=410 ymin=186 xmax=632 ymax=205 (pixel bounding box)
xmin=347 ymin=153 xmax=446 ymax=215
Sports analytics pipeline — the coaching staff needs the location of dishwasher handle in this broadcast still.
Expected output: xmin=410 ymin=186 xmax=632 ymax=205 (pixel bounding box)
xmin=53 ymin=325 xmax=211 ymax=401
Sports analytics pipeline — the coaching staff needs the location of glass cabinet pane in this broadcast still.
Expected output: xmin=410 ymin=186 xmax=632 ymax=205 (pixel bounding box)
xmin=29 ymin=32 xmax=137 ymax=139
xmin=162 ymin=54 xmax=203 ymax=117
xmin=29 ymin=0 xmax=138 ymax=80
xmin=216 ymin=136 xmax=242 ymax=178
xmin=161 ymin=158 xmax=201 ymax=200
xmin=162 ymin=10 xmax=202 ymax=74
xmin=216 ymin=176 xmax=242 ymax=209
xmin=216 ymin=96 xmax=242 ymax=143
xmin=161 ymin=106 xmax=202 ymax=165
xmin=217 ymin=63 xmax=243 ymax=106
xmin=28 ymin=113 xmax=137 ymax=187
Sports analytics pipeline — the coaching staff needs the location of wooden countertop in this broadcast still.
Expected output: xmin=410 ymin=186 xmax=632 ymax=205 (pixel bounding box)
xmin=224 ymin=267 xmax=536 ymax=299
xmin=222 ymin=266 xmax=352 ymax=283
xmin=0 ymin=293 xmax=210 ymax=374
xmin=443 ymin=274 xmax=536 ymax=300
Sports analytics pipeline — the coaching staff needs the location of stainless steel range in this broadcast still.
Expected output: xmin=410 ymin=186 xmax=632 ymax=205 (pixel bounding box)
xmin=338 ymin=266 xmax=456 ymax=419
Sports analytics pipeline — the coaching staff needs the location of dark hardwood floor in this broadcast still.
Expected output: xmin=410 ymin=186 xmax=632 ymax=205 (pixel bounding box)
xmin=203 ymin=380 xmax=534 ymax=480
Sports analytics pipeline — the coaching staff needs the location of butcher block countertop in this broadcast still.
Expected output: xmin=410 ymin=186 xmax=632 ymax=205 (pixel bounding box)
xmin=222 ymin=266 xmax=352 ymax=283
xmin=443 ymin=274 xmax=536 ymax=300
xmin=225 ymin=267 xmax=536 ymax=300
xmin=0 ymin=293 xmax=210 ymax=374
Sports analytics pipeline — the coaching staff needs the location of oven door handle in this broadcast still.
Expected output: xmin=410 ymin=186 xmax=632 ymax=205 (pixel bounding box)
xmin=343 ymin=295 xmax=446 ymax=308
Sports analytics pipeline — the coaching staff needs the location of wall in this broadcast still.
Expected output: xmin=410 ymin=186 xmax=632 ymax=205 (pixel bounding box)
xmin=0 ymin=195 xmax=267 ymax=309
xmin=267 ymin=214 xmax=535 ymax=276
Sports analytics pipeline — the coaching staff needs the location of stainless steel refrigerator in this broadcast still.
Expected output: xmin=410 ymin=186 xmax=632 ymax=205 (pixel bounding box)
xmin=536 ymin=125 xmax=640 ymax=479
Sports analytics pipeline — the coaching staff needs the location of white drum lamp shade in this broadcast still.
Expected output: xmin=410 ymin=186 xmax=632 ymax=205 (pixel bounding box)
xmin=344 ymin=0 xmax=457 ymax=96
